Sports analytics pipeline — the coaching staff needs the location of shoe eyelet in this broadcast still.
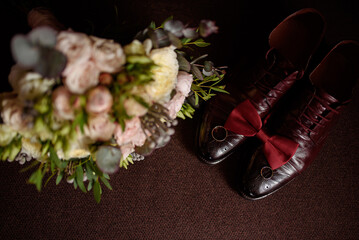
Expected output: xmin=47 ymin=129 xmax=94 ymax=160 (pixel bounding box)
xmin=211 ymin=126 xmax=228 ymax=142
xmin=260 ymin=166 xmax=273 ymax=179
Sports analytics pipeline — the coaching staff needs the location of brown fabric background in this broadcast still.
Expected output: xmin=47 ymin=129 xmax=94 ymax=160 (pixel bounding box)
xmin=1 ymin=0 xmax=359 ymax=239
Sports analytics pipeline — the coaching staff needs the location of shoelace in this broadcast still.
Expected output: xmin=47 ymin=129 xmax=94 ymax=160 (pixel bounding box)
xmin=250 ymin=53 xmax=298 ymax=101
xmin=296 ymin=94 xmax=340 ymax=134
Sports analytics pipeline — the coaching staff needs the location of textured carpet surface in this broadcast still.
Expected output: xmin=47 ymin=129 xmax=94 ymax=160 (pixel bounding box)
xmin=1 ymin=0 xmax=359 ymax=239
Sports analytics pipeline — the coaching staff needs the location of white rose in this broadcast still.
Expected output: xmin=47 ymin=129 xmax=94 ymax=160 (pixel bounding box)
xmin=144 ymin=46 xmax=179 ymax=102
xmin=84 ymin=114 xmax=116 ymax=141
xmin=91 ymin=36 xmax=126 ymax=73
xmin=56 ymin=31 xmax=92 ymax=65
xmin=63 ymin=61 xmax=100 ymax=94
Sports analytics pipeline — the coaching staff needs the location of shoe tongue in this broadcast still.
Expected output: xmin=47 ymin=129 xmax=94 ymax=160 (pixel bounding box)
xmin=266 ymin=48 xmax=298 ymax=74
xmin=315 ymin=88 xmax=348 ymax=110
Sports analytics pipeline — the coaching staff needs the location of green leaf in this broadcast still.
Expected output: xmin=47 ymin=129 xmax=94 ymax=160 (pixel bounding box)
xmin=131 ymin=95 xmax=150 ymax=108
xmin=193 ymin=38 xmax=210 ymax=47
xmin=56 ymin=171 xmax=63 ymax=185
xmin=194 ymin=92 xmax=199 ymax=105
xmin=177 ymin=111 xmax=185 ymax=119
xmin=28 ymin=168 xmax=43 ymax=191
xmin=210 ymin=87 xmax=229 ymax=94
xmin=100 ymin=176 xmax=113 ymax=190
xmin=93 ymin=180 xmax=102 ymax=203
xmin=76 ymin=165 xmax=87 ymax=193
xmin=181 ymin=38 xmax=192 ymax=44
xmin=49 ymin=146 xmax=62 ymax=170
xmin=149 ymin=21 xmax=156 ymax=29
xmin=85 ymin=162 xmax=96 ymax=181
xmin=87 ymin=180 xmax=93 ymax=191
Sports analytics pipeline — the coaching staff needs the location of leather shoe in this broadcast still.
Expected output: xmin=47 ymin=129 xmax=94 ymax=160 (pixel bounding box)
xmin=238 ymin=40 xmax=359 ymax=200
xmin=196 ymin=8 xmax=326 ymax=164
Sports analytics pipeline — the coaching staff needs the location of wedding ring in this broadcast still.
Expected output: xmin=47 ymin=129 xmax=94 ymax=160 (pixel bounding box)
xmin=211 ymin=126 xmax=228 ymax=142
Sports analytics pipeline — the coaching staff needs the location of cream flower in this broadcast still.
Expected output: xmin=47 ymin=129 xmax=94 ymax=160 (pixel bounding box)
xmin=144 ymin=46 xmax=179 ymax=102
xmin=63 ymin=61 xmax=100 ymax=94
xmin=10 ymin=70 xmax=54 ymax=100
xmin=57 ymin=131 xmax=91 ymax=160
xmin=21 ymin=137 xmax=42 ymax=159
xmin=52 ymin=86 xmax=74 ymax=120
xmin=0 ymin=124 xmax=17 ymax=146
xmin=86 ymin=86 xmax=113 ymax=115
xmin=84 ymin=114 xmax=116 ymax=141
xmin=114 ymin=117 xmax=147 ymax=158
xmin=123 ymin=98 xmax=148 ymax=117
xmin=163 ymin=93 xmax=186 ymax=119
xmin=56 ymin=31 xmax=92 ymax=65
xmin=91 ymin=36 xmax=126 ymax=73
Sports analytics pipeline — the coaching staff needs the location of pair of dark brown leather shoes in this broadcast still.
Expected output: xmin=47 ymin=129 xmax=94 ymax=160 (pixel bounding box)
xmin=195 ymin=9 xmax=359 ymax=199
xmin=197 ymin=8 xmax=326 ymax=164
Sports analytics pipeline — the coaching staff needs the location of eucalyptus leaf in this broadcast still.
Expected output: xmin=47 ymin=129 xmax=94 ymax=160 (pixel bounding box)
xmin=199 ymin=20 xmax=219 ymax=38
xmin=148 ymin=28 xmax=170 ymax=48
xmin=182 ymin=28 xmax=198 ymax=39
xmin=28 ymin=26 xmax=57 ymax=48
xmin=176 ymin=53 xmax=191 ymax=72
xmin=167 ymin=32 xmax=182 ymax=48
xmin=11 ymin=35 xmax=40 ymax=67
xmin=191 ymin=65 xmax=203 ymax=80
xmin=35 ymin=47 xmax=67 ymax=78
xmin=95 ymin=146 xmax=122 ymax=174
xmin=164 ymin=20 xmax=184 ymax=37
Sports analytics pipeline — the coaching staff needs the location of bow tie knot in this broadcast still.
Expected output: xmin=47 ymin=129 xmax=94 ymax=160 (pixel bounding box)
xmin=224 ymin=99 xmax=298 ymax=170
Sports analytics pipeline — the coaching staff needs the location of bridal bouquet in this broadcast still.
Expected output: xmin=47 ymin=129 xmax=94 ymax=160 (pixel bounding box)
xmin=1 ymin=16 xmax=227 ymax=202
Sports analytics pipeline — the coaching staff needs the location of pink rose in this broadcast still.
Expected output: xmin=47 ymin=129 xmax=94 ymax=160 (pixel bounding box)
xmin=1 ymin=98 xmax=32 ymax=131
xmin=86 ymin=86 xmax=113 ymax=115
xmin=63 ymin=61 xmax=100 ymax=94
xmin=52 ymin=86 xmax=74 ymax=120
xmin=56 ymin=31 xmax=92 ymax=65
xmin=114 ymin=117 xmax=147 ymax=147
xmin=85 ymin=114 xmax=116 ymax=141
xmin=91 ymin=36 xmax=126 ymax=73
xmin=163 ymin=93 xmax=186 ymax=119
xmin=175 ymin=71 xmax=193 ymax=97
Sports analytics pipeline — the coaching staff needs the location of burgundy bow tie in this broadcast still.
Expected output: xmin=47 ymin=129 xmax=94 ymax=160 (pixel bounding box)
xmin=224 ymin=99 xmax=299 ymax=169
